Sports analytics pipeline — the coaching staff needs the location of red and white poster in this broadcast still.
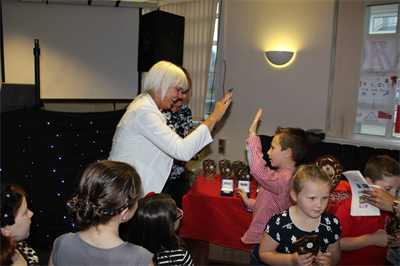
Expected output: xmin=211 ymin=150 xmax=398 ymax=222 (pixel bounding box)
xmin=357 ymin=71 xmax=397 ymax=125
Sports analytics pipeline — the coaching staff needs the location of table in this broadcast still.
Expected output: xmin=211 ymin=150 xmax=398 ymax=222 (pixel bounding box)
xmin=180 ymin=174 xmax=352 ymax=251
xmin=180 ymin=173 xmax=257 ymax=252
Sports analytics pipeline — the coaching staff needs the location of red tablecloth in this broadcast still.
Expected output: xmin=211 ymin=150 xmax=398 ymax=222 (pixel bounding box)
xmin=180 ymin=173 xmax=256 ymax=252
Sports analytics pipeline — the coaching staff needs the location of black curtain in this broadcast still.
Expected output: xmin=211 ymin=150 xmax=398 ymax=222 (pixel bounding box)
xmin=1 ymin=106 xmax=125 ymax=249
xmin=259 ymin=135 xmax=400 ymax=174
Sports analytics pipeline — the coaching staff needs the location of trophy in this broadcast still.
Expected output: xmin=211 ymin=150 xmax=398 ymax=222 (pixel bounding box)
xmin=219 ymin=159 xmax=232 ymax=179
xmin=239 ymin=166 xmax=252 ymax=181
xmin=233 ymin=160 xmax=247 ymax=183
xmin=386 ymin=215 xmax=400 ymax=237
xmin=294 ymin=235 xmax=321 ymax=266
xmin=203 ymin=159 xmax=217 ymax=180
xmin=314 ymin=155 xmax=343 ymax=191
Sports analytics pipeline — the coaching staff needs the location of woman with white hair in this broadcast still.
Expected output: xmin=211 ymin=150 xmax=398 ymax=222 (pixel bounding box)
xmin=109 ymin=61 xmax=233 ymax=195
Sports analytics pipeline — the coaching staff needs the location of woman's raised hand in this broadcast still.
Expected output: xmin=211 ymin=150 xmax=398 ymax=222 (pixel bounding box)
xmin=203 ymin=89 xmax=233 ymax=132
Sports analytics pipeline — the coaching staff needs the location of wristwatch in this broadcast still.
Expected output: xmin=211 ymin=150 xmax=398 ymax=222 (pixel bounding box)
xmin=393 ymin=199 xmax=400 ymax=214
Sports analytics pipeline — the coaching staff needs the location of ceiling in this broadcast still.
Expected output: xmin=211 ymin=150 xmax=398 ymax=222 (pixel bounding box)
xmin=3 ymin=0 xmax=196 ymax=8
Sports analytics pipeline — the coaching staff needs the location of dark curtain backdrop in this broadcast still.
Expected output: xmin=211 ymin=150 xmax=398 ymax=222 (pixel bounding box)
xmin=259 ymin=135 xmax=400 ymax=175
xmin=2 ymin=107 xmax=399 ymax=251
xmin=1 ymin=106 xmax=125 ymax=249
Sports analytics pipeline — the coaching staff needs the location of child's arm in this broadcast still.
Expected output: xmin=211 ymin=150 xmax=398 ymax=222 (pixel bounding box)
xmin=235 ymin=188 xmax=256 ymax=210
xmin=248 ymin=108 xmax=263 ymax=137
xmin=235 ymin=188 xmax=250 ymax=207
xmin=246 ymin=109 xmax=290 ymax=192
xmin=48 ymin=251 xmax=54 ymax=266
xmin=315 ymin=241 xmax=341 ymax=266
xmin=259 ymin=232 xmax=314 ymax=266
xmin=340 ymin=229 xmax=396 ymax=251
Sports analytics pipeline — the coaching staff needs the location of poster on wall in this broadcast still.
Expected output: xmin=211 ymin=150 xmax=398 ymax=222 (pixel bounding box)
xmin=362 ymin=34 xmax=399 ymax=71
xmin=357 ymin=71 xmax=397 ymax=125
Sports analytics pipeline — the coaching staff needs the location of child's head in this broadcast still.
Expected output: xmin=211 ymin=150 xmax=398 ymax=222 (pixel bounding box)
xmin=129 ymin=193 xmax=183 ymax=261
xmin=68 ymin=160 xmax=142 ymax=230
xmin=268 ymin=127 xmax=308 ymax=168
xmin=364 ymin=155 xmax=400 ymax=197
xmin=290 ymin=165 xmax=332 ymax=217
xmin=1 ymin=184 xmax=34 ymax=265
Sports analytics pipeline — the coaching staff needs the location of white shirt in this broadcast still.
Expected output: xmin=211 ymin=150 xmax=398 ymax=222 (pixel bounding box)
xmin=108 ymin=93 xmax=213 ymax=195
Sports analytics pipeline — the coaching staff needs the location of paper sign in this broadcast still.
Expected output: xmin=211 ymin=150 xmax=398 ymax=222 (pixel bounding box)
xmin=238 ymin=180 xmax=250 ymax=192
xmin=357 ymin=71 xmax=397 ymax=125
xmin=342 ymin=170 xmax=380 ymax=216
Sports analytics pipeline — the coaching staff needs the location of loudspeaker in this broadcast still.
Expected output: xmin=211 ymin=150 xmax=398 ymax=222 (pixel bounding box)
xmin=138 ymin=10 xmax=185 ymax=72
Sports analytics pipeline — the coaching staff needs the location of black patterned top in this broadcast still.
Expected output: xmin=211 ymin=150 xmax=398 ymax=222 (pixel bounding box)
xmin=161 ymin=105 xmax=192 ymax=180
xmin=17 ymin=241 xmax=39 ymax=265
xmin=157 ymin=249 xmax=194 ymax=266
xmin=265 ymin=207 xmax=342 ymax=254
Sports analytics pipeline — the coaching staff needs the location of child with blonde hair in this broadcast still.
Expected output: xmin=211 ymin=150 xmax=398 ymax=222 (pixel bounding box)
xmin=259 ymin=165 xmax=342 ymax=266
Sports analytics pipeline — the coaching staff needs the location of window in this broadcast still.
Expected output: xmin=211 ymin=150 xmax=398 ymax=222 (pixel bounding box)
xmin=356 ymin=3 xmax=399 ymax=139
xmin=204 ymin=4 xmax=219 ymax=119
xmin=369 ymin=4 xmax=398 ymax=34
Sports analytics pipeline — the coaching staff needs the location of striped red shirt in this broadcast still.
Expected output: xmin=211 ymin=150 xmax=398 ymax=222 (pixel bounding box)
xmin=241 ymin=136 xmax=295 ymax=244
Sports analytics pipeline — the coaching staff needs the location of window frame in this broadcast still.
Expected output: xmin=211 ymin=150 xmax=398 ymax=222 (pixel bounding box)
xmin=354 ymin=2 xmax=399 ymax=142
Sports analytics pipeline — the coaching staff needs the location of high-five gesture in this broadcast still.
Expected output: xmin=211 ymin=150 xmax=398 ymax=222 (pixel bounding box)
xmin=248 ymin=108 xmax=263 ymax=137
xmin=203 ymin=89 xmax=233 ymax=132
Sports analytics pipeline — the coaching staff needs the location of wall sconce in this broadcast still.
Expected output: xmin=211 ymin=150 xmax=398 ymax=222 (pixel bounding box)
xmin=265 ymin=51 xmax=294 ymax=66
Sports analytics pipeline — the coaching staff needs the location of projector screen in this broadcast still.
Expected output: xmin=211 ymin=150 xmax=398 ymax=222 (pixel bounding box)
xmin=2 ymin=2 xmax=140 ymax=99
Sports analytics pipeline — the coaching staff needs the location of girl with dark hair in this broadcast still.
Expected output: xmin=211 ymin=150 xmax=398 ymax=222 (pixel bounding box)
xmin=49 ymin=160 xmax=153 ymax=266
xmin=128 ymin=193 xmax=193 ymax=266
xmin=1 ymin=184 xmax=38 ymax=265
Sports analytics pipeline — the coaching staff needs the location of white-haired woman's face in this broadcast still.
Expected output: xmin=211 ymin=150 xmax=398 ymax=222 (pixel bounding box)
xmin=172 ymin=79 xmax=191 ymax=109
xmin=159 ymin=86 xmax=184 ymax=110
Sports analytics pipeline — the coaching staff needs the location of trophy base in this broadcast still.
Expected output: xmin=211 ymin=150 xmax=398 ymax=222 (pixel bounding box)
xmin=220 ymin=190 xmax=233 ymax=197
xmin=205 ymin=174 xmax=216 ymax=180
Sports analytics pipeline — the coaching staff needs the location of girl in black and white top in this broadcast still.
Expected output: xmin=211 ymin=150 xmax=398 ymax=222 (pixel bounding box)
xmin=129 ymin=193 xmax=194 ymax=266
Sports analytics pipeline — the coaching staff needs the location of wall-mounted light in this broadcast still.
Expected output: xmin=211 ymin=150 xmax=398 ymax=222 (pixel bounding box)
xmin=265 ymin=51 xmax=294 ymax=66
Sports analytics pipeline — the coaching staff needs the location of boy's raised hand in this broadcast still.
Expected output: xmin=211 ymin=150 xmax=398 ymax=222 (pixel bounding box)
xmin=248 ymin=108 xmax=263 ymax=137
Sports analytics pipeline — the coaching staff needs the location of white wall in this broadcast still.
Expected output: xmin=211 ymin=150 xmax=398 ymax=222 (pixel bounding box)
xmin=205 ymin=0 xmax=336 ymax=163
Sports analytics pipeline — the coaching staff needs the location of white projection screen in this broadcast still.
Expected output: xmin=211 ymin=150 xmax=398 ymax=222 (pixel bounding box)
xmin=2 ymin=2 xmax=140 ymax=99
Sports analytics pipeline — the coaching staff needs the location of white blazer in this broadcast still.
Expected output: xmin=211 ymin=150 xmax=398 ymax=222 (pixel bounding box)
xmin=108 ymin=93 xmax=213 ymax=195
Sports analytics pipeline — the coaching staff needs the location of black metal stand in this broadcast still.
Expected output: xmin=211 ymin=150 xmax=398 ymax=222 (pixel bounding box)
xmin=33 ymin=39 xmax=43 ymax=107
